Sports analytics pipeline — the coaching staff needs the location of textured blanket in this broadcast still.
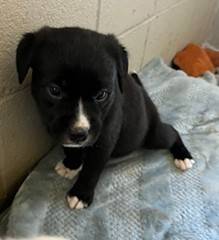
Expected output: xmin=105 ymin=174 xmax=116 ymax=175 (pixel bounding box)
xmin=7 ymin=59 xmax=219 ymax=240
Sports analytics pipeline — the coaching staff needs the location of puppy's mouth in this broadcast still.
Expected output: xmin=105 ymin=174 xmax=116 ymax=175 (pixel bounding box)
xmin=62 ymin=134 xmax=92 ymax=148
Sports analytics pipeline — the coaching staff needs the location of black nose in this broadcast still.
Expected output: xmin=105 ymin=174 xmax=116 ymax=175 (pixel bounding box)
xmin=69 ymin=128 xmax=88 ymax=143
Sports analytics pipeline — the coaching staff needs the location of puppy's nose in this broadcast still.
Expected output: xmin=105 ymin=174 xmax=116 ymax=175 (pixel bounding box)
xmin=69 ymin=128 xmax=88 ymax=143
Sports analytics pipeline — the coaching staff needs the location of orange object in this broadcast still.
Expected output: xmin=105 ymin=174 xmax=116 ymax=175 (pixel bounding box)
xmin=173 ymin=43 xmax=215 ymax=77
xmin=205 ymin=48 xmax=219 ymax=67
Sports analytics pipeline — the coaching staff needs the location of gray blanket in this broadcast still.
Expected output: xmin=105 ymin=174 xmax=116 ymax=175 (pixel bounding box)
xmin=7 ymin=59 xmax=219 ymax=240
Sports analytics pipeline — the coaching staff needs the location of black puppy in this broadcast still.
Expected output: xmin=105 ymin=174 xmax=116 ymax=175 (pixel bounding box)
xmin=16 ymin=26 xmax=194 ymax=209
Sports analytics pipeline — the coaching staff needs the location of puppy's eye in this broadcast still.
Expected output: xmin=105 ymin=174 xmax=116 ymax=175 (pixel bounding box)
xmin=94 ymin=90 xmax=109 ymax=102
xmin=47 ymin=84 xmax=62 ymax=99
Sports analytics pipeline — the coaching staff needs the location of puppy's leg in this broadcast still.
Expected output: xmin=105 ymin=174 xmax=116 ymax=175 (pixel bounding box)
xmin=55 ymin=147 xmax=84 ymax=180
xmin=67 ymin=147 xmax=109 ymax=209
xmin=145 ymin=121 xmax=194 ymax=171
xmin=132 ymin=72 xmax=194 ymax=170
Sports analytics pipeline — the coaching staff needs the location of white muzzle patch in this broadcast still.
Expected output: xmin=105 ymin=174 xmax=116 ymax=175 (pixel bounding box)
xmin=74 ymin=99 xmax=90 ymax=129
xmin=63 ymin=99 xmax=90 ymax=148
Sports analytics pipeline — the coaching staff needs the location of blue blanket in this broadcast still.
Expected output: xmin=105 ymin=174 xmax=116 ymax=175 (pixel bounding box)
xmin=7 ymin=59 xmax=219 ymax=240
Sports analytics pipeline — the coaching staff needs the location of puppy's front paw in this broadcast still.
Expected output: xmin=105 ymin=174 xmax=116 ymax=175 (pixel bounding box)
xmin=67 ymin=188 xmax=94 ymax=209
xmin=55 ymin=162 xmax=82 ymax=180
xmin=174 ymin=158 xmax=195 ymax=171
xmin=67 ymin=196 xmax=88 ymax=209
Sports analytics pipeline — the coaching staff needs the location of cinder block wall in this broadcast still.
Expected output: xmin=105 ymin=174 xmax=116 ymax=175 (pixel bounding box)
xmin=0 ymin=0 xmax=217 ymax=207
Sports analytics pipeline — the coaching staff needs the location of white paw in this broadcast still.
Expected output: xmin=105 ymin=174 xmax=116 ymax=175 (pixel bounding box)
xmin=55 ymin=162 xmax=82 ymax=180
xmin=174 ymin=158 xmax=195 ymax=171
xmin=67 ymin=196 xmax=88 ymax=209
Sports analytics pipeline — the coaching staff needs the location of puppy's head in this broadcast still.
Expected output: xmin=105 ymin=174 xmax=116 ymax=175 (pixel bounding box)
xmin=16 ymin=27 xmax=128 ymax=147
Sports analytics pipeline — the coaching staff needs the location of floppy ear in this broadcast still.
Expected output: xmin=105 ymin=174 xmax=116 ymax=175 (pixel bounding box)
xmin=16 ymin=33 xmax=35 ymax=84
xmin=105 ymin=34 xmax=128 ymax=92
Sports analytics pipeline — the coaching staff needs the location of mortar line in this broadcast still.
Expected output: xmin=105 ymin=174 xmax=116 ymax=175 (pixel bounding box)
xmin=95 ymin=0 xmax=102 ymax=31
xmin=117 ymin=0 xmax=188 ymax=37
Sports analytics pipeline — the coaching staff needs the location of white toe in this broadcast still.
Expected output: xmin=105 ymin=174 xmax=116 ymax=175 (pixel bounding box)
xmin=184 ymin=158 xmax=193 ymax=169
xmin=67 ymin=196 xmax=79 ymax=209
xmin=55 ymin=162 xmax=67 ymax=176
xmin=191 ymin=159 xmax=195 ymax=164
xmin=67 ymin=196 xmax=86 ymax=209
xmin=55 ymin=162 xmax=82 ymax=179
xmin=75 ymin=201 xmax=85 ymax=209
xmin=174 ymin=158 xmax=194 ymax=171
xmin=174 ymin=159 xmax=186 ymax=170
xmin=174 ymin=159 xmax=181 ymax=168
xmin=180 ymin=160 xmax=187 ymax=171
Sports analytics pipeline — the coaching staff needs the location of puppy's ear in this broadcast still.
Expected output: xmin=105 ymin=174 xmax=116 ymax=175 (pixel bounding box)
xmin=16 ymin=33 xmax=35 ymax=84
xmin=105 ymin=34 xmax=128 ymax=92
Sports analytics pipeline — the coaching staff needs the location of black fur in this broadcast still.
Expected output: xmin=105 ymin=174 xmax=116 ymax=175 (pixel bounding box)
xmin=16 ymin=26 xmax=192 ymax=207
